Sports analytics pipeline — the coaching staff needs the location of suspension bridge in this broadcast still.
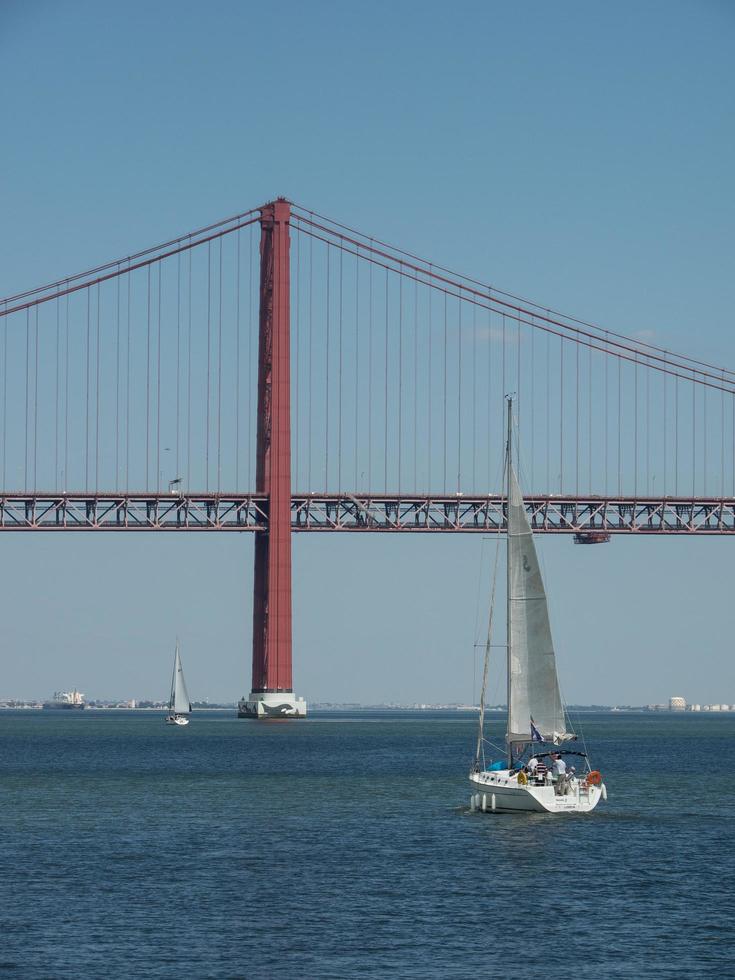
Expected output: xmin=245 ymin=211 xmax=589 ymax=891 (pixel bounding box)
xmin=2 ymin=199 xmax=733 ymax=715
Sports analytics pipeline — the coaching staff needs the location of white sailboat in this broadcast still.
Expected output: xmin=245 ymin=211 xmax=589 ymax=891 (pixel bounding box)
xmin=469 ymin=399 xmax=606 ymax=814
xmin=165 ymin=641 xmax=192 ymax=726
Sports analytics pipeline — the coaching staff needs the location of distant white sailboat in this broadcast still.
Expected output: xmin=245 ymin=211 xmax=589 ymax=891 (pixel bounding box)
xmin=469 ymin=398 xmax=606 ymax=814
xmin=165 ymin=642 xmax=192 ymax=726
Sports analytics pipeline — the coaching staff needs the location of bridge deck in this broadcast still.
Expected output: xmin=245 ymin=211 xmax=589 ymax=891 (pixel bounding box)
xmin=0 ymin=492 xmax=733 ymax=534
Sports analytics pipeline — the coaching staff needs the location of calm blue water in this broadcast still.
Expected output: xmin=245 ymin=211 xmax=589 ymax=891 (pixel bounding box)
xmin=1 ymin=709 xmax=733 ymax=978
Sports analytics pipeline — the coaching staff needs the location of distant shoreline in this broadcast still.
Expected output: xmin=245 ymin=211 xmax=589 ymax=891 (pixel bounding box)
xmin=1 ymin=703 xmax=733 ymax=714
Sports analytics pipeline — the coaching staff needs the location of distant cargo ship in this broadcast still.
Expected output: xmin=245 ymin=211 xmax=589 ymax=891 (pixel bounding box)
xmin=42 ymin=690 xmax=86 ymax=710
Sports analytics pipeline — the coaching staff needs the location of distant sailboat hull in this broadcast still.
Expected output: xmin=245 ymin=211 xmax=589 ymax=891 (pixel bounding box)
xmin=469 ymin=770 xmax=603 ymax=814
xmin=165 ymin=714 xmax=189 ymax=726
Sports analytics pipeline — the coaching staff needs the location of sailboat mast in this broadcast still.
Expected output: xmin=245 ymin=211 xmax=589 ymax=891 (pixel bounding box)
xmin=506 ymin=397 xmax=513 ymax=769
xmin=169 ymin=642 xmax=179 ymax=713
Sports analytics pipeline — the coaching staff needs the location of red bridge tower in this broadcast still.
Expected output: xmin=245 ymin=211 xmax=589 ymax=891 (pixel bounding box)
xmin=238 ymin=199 xmax=306 ymax=719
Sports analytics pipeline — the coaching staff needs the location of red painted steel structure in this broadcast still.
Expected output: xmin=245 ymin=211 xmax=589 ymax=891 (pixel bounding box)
xmin=3 ymin=492 xmax=735 ymax=534
xmin=251 ymin=200 xmax=294 ymax=696
xmin=3 ymin=197 xmax=735 ymax=716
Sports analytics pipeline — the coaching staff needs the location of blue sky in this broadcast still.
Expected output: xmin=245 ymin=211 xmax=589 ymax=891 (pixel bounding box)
xmin=0 ymin=0 xmax=733 ymax=704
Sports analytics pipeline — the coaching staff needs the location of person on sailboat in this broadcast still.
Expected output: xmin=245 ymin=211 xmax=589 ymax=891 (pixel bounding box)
xmin=528 ymin=757 xmax=550 ymax=785
xmin=551 ymin=754 xmax=568 ymax=795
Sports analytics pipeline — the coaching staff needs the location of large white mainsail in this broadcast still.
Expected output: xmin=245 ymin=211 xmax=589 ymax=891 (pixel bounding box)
xmin=507 ymin=449 xmax=573 ymax=748
xmin=170 ymin=644 xmax=192 ymax=715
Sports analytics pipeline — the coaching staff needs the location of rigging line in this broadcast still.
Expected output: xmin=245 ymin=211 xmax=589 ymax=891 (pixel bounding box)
xmin=663 ymin=353 xmax=668 ymax=495
xmin=516 ymin=313 xmax=521 ymax=476
xmin=472 ymin=301 xmax=476 ymax=491
xmin=116 ymin=270 xmax=121 ymax=488
xmin=2 ymin=306 xmax=6 ymax=487
xmin=176 ymin=252 xmax=182 ymax=484
xmin=634 ymin=355 xmax=638 ymax=496
xmin=384 ymin=267 xmax=389 ymax=492
xmin=588 ymin=344 xmax=592 ymax=493
xmin=338 ymin=246 xmax=343 ymax=491
xmin=23 ymin=310 xmax=31 ymax=489
xmin=398 ymin=272 xmax=402 ymax=494
xmin=646 ymin=354 xmax=651 ymax=494
xmin=546 ymin=327 xmax=550 ymax=493
xmin=575 ymin=337 xmax=580 ymax=496
xmin=157 ymin=262 xmax=162 ymax=492
xmin=206 ymin=242 xmax=211 ymax=491
xmin=674 ymin=370 xmax=679 ymax=495
xmin=502 ymin=312 xmax=506 ymax=412
xmin=295 ymin=224 xmax=300 ymax=489
xmin=55 ymin=297 xmax=60 ymax=484
xmin=95 ymin=283 xmax=101 ymax=492
xmin=368 ymin=246 xmax=373 ymax=491
xmin=455 ymin=290 xmax=461 ymax=489
xmin=2 ymin=208 xmax=262 ymax=306
xmin=146 ymin=266 xmax=151 ymax=490
xmin=703 ymin=383 xmax=707 ymax=496
xmin=721 ymin=374 xmax=725 ymax=497
xmin=414 ymin=274 xmax=418 ymax=493
xmin=472 ymin=537 xmax=487 ymax=699
xmin=33 ymin=306 xmax=39 ymax=488
xmin=65 ymin=291 xmax=70 ymax=489
xmin=428 ymin=273 xmax=432 ymax=490
xmin=308 ymin=226 xmax=313 ymax=489
xmin=443 ymin=292 xmax=448 ymax=493
xmin=298 ymin=231 xmax=735 ymax=399
xmin=145 ymin=266 xmax=151 ymax=490
xmin=692 ymin=370 xmax=696 ymax=497
xmin=604 ymin=333 xmax=609 ymax=491
xmin=530 ymin=315 xmax=535 ymax=489
xmin=488 ymin=305 xmax=493 ymax=492
xmin=235 ymin=229 xmax=240 ymax=491
xmin=217 ymin=237 xmax=223 ymax=491
xmin=290 ymin=210 xmax=735 ymax=379
xmin=1 ymin=216 xmax=261 ymax=318
xmin=355 ymin=246 xmax=360 ymax=490
xmin=294 ymin=226 xmax=734 ymax=388
xmin=86 ymin=290 xmax=91 ymax=489
xmin=325 ymin=243 xmax=331 ymax=489
xmin=559 ymin=336 xmax=564 ymax=493
xmin=302 ymin=230 xmax=735 ymax=398
xmin=125 ymin=271 xmax=130 ymax=490
xmin=475 ymin=521 xmax=503 ymax=766
xmin=248 ymin=224 xmax=253 ymax=490
xmin=617 ymin=357 xmax=622 ymax=495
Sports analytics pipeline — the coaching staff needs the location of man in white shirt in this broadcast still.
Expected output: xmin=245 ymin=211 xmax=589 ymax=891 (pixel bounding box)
xmin=551 ymin=754 xmax=567 ymax=795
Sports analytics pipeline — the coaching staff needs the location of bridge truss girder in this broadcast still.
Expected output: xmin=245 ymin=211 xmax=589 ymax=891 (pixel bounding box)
xmin=1 ymin=492 xmax=734 ymax=534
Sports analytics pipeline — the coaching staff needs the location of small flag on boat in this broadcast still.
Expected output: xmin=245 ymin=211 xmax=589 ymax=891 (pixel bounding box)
xmin=530 ymin=718 xmax=543 ymax=743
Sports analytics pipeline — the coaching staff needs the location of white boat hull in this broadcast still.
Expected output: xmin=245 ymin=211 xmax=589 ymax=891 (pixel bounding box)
xmin=469 ymin=770 xmax=604 ymax=814
xmin=166 ymin=715 xmax=189 ymax=726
